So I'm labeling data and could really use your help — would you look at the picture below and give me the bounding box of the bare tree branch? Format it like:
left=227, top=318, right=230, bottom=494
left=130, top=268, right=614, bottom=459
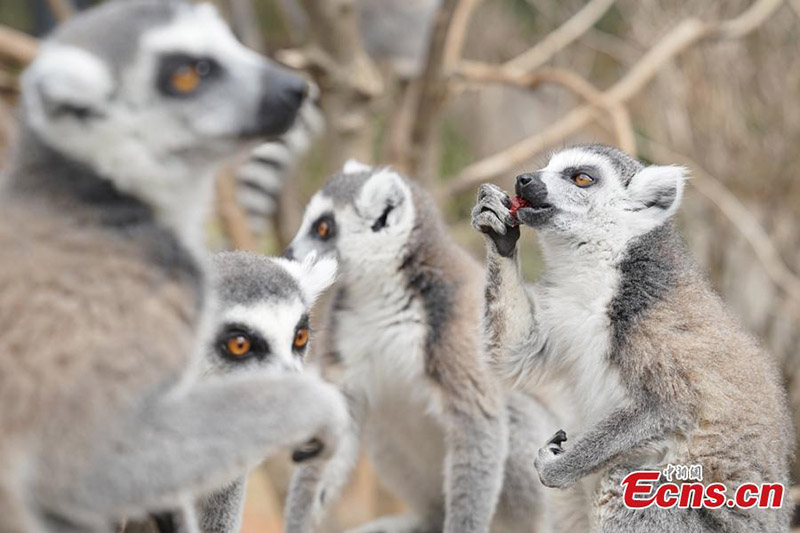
left=296, top=0, right=382, bottom=169
left=641, top=139, right=800, bottom=319
left=455, top=61, right=635, bottom=153
left=405, top=0, right=479, bottom=182
left=445, top=0, right=783, bottom=196
left=227, top=0, right=265, bottom=52
left=504, top=0, right=617, bottom=74
left=0, top=25, right=39, bottom=66
left=442, top=0, right=482, bottom=72
left=216, top=165, right=257, bottom=252
left=46, top=0, right=76, bottom=22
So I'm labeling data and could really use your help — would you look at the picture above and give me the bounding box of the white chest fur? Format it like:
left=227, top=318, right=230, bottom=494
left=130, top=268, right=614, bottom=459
left=333, top=274, right=448, bottom=502
left=335, top=274, right=430, bottom=404
left=533, top=257, right=629, bottom=429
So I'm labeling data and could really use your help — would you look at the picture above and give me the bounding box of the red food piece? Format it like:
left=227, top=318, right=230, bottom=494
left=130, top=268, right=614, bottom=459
left=509, top=196, right=529, bottom=220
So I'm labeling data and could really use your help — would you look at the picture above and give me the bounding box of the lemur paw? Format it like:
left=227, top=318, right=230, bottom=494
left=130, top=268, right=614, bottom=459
left=292, top=438, right=324, bottom=462
left=534, top=429, right=571, bottom=489
left=471, top=184, right=520, bottom=258
left=293, top=380, right=348, bottom=463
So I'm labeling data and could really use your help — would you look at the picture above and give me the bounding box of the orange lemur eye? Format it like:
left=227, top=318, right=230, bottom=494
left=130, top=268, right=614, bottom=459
left=169, top=59, right=213, bottom=95
left=225, top=334, right=252, bottom=357
left=316, top=220, right=329, bottom=238
left=293, top=328, right=309, bottom=349
left=571, top=173, right=595, bottom=188
left=170, top=65, right=201, bottom=94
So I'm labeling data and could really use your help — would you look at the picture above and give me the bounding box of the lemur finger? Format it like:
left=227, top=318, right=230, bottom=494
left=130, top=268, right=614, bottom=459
left=480, top=193, right=515, bottom=222
left=472, top=212, right=508, bottom=236
left=473, top=198, right=515, bottom=229
left=478, top=184, right=513, bottom=210
left=292, top=438, right=324, bottom=463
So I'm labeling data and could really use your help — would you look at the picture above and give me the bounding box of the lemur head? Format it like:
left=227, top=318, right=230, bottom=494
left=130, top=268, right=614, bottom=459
left=514, top=144, right=686, bottom=247
left=203, top=251, right=337, bottom=375
left=284, top=161, right=416, bottom=271
left=19, top=0, right=306, bottom=232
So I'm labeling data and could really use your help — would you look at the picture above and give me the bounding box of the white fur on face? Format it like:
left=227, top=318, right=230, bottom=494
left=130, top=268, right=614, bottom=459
left=536, top=148, right=685, bottom=254
left=286, top=194, right=337, bottom=262
left=214, top=300, right=307, bottom=375
left=21, top=4, right=268, bottom=249
left=288, top=168, right=416, bottom=276
left=339, top=169, right=415, bottom=271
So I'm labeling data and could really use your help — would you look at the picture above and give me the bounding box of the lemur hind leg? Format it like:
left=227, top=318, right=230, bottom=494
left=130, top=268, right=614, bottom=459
left=594, top=468, right=707, bottom=533
left=345, top=513, right=442, bottom=533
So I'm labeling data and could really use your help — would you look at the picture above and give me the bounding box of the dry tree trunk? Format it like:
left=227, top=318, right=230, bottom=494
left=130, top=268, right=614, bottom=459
left=293, top=0, right=383, bottom=169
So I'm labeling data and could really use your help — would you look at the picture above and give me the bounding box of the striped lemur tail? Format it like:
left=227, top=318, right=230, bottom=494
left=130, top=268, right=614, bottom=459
left=235, top=88, right=324, bottom=236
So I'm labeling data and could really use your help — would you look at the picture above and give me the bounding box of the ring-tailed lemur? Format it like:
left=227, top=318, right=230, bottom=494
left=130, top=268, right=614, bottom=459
left=233, top=0, right=440, bottom=238
left=0, top=2, right=347, bottom=530
left=282, top=162, right=562, bottom=533
left=192, top=251, right=339, bottom=532
left=472, top=144, right=793, bottom=532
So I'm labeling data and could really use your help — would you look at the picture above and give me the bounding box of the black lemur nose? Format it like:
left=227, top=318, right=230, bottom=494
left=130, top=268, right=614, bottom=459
left=283, top=76, right=308, bottom=107
left=282, top=247, right=295, bottom=260
left=516, top=173, right=534, bottom=187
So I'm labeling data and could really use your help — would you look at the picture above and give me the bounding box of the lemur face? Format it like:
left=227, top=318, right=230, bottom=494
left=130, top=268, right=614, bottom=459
left=204, top=252, right=337, bottom=376
left=285, top=161, right=416, bottom=269
left=514, top=145, right=686, bottom=243
left=21, top=0, right=306, bottom=177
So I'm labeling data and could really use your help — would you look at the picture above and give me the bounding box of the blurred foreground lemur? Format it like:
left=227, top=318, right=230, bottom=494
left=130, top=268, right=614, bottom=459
left=192, top=252, right=338, bottom=532
left=472, top=144, right=792, bottom=531
left=283, top=162, right=567, bottom=533
left=0, top=1, right=347, bottom=530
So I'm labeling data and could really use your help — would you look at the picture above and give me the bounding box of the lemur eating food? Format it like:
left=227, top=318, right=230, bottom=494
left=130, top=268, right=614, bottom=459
left=282, top=161, right=567, bottom=533
left=0, top=1, right=347, bottom=530
left=472, top=144, right=792, bottom=532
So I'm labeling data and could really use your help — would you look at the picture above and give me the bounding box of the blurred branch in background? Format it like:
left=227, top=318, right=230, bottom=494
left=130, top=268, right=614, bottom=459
left=284, top=0, right=382, bottom=168
left=403, top=0, right=480, bottom=183
left=455, top=62, right=635, bottom=155
left=216, top=164, right=259, bottom=252
left=505, top=0, right=616, bottom=73
left=642, top=138, right=800, bottom=323
left=227, top=0, right=266, bottom=51
left=45, top=0, right=75, bottom=22
left=0, top=25, right=39, bottom=65
left=445, top=0, right=784, bottom=196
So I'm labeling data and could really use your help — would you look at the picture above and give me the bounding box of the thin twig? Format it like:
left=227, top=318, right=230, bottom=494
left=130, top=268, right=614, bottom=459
left=216, top=165, right=257, bottom=251
left=442, top=0, right=481, bottom=72
left=455, top=61, right=635, bottom=153
left=297, top=0, right=382, bottom=167
left=641, top=139, right=800, bottom=315
left=46, top=0, right=75, bottom=22
left=226, top=0, right=265, bottom=52
left=406, top=0, right=472, bottom=181
left=0, top=25, right=39, bottom=66
left=504, top=0, right=617, bottom=74
left=445, top=0, right=783, bottom=196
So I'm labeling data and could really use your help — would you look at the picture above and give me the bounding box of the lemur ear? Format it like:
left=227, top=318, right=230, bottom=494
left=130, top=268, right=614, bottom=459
left=627, top=165, right=686, bottom=222
left=356, top=169, right=410, bottom=232
left=276, top=253, right=338, bottom=304
left=22, top=44, right=112, bottom=124
left=343, top=159, right=372, bottom=174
